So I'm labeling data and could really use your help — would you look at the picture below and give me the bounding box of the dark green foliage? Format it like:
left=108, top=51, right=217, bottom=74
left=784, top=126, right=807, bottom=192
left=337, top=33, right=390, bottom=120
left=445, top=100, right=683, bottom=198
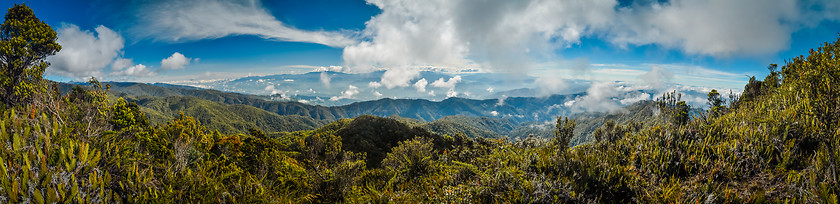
left=0, top=4, right=60, bottom=106
left=593, top=119, right=640, bottom=143
left=554, top=116, right=575, bottom=147
left=335, top=115, right=440, bottom=168
left=421, top=115, right=516, bottom=138
left=657, top=91, right=690, bottom=125
left=109, top=98, right=147, bottom=130
left=706, top=89, right=726, bottom=118
left=733, top=64, right=781, bottom=110
left=136, top=96, right=329, bottom=134
left=567, top=100, right=660, bottom=145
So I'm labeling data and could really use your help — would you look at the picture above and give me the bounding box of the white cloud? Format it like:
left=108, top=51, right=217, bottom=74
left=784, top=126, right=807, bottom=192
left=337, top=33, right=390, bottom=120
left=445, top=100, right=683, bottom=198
left=264, top=85, right=284, bottom=95
left=638, top=65, right=674, bottom=90
left=608, top=0, right=833, bottom=57
left=564, top=100, right=575, bottom=107
left=320, top=72, right=331, bottom=88
left=413, top=78, right=428, bottom=92
left=343, top=0, right=615, bottom=75
left=311, top=65, right=347, bottom=72
left=496, top=95, right=507, bottom=106
left=373, top=91, right=384, bottom=97
left=430, top=75, right=462, bottom=89
left=572, top=81, right=621, bottom=112
left=490, top=111, right=499, bottom=116
left=380, top=68, right=420, bottom=89
left=338, top=0, right=839, bottom=81
left=133, top=0, right=355, bottom=47
left=110, top=64, right=155, bottom=77
left=160, top=52, right=192, bottom=70
left=110, top=57, right=155, bottom=77
left=620, top=92, right=651, bottom=105
left=111, top=58, right=133, bottom=71
left=486, top=87, right=494, bottom=93
left=330, top=85, right=360, bottom=101
left=48, top=24, right=124, bottom=78
left=368, top=81, right=382, bottom=88
left=446, top=89, right=458, bottom=98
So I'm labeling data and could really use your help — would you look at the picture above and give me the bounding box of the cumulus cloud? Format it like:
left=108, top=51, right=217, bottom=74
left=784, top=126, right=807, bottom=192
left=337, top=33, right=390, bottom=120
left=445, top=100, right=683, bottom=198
left=338, top=0, right=839, bottom=80
left=373, top=91, right=384, bottom=97
left=320, top=72, right=331, bottom=88
left=264, top=85, right=286, bottom=95
left=110, top=64, right=154, bottom=77
left=430, top=75, right=462, bottom=89
left=446, top=89, right=458, bottom=98
left=111, top=58, right=133, bottom=71
left=48, top=24, right=124, bottom=78
left=133, top=0, right=355, bottom=47
left=638, top=65, right=674, bottom=89
left=330, top=85, right=360, bottom=101
left=380, top=68, right=420, bottom=89
left=490, top=111, right=499, bottom=116
left=573, top=81, right=621, bottom=112
left=368, top=81, right=382, bottom=88
left=160, top=52, right=192, bottom=70
left=110, top=57, right=155, bottom=77
left=413, top=78, right=428, bottom=92
left=343, top=0, right=615, bottom=74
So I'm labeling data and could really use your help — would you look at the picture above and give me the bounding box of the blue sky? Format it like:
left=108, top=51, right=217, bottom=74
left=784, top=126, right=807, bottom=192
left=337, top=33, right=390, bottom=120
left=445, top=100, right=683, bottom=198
left=4, top=0, right=840, bottom=91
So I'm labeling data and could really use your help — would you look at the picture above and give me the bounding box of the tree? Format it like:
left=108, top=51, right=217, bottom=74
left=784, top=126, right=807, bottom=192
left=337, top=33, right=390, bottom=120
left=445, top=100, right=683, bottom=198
left=110, top=97, right=149, bottom=130
left=554, top=116, right=575, bottom=148
left=657, top=91, right=690, bottom=125
left=707, top=89, right=725, bottom=118
left=0, top=4, right=61, bottom=106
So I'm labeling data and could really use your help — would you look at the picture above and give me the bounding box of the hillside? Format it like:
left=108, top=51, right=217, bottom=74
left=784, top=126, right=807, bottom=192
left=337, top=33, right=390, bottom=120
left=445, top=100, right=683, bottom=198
left=84, top=81, right=595, bottom=123
left=82, top=80, right=658, bottom=141
left=135, top=95, right=328, bottom=134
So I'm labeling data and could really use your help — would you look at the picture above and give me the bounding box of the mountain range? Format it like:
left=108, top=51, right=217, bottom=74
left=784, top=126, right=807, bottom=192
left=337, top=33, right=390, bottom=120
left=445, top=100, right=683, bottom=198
left=59, top=81, right=665, bottom=145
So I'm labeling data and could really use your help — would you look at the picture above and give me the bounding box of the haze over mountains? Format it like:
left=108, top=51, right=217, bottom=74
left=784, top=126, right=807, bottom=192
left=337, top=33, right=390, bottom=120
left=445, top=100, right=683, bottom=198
left=161, top=69, right=723, bottom=108
left=80, top=80, right=659, bottom=123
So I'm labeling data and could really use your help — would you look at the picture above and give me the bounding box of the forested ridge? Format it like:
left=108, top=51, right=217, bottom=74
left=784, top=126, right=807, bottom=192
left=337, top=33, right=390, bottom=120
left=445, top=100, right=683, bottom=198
left=2, top=4, right=840, bottom=203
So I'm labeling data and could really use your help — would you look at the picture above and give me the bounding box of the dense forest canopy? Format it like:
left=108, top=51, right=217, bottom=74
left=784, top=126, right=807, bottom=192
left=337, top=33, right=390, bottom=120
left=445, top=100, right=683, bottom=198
left=1, top=4, right=840, bottom=203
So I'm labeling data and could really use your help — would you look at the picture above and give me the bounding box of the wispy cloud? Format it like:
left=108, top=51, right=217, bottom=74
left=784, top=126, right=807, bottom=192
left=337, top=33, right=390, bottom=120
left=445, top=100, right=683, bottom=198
left=132, top=0, right=356, bottom=47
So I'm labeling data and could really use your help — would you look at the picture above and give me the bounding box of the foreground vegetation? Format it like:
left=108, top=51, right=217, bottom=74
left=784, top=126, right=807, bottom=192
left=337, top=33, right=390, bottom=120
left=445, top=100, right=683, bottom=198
left=2, top=4, right=840, bottom=203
